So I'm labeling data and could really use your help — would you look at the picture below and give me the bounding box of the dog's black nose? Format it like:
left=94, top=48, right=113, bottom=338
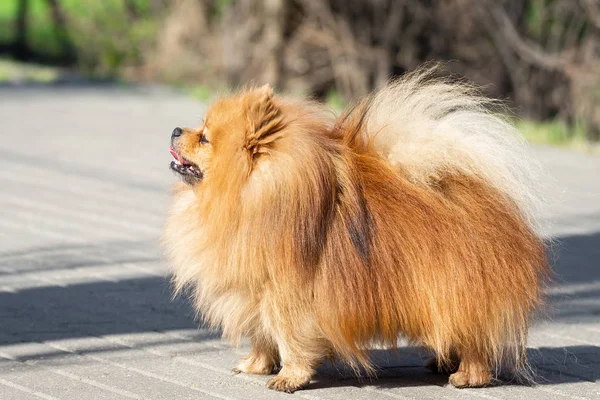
left=172, top=127, right=183, bottom=138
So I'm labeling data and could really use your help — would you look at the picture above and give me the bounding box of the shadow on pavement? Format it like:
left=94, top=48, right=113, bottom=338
left=0, top=276, right=197, bottom=344
left=550, top=232, right=600, bottom=285
left=552, top=232, right=600, bottom=285
left=548, top=232, right=600, bottom=323
left=309, top=345, right=600, bottom=389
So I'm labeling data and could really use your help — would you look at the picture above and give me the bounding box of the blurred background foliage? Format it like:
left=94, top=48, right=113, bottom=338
left=1, top=0, right=599, bottom=144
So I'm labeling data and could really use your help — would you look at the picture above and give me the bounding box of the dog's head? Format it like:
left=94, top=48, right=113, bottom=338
left=169, top=85, right=335, bottom=194
left=169, top=85, right=287, bottom=185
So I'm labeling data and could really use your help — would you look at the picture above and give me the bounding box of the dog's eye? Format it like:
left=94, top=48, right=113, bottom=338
left=200, top=125, right=210, bottom=144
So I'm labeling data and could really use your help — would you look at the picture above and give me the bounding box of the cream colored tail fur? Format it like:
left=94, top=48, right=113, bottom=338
left=365, top=67, right=546, bottom=234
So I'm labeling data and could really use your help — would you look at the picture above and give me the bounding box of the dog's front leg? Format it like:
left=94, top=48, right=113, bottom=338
left=233, top=333, right=280, bottom=375
left=262, top=294, right=325, bottom=393
left=265, top=344, right=316, bottom=393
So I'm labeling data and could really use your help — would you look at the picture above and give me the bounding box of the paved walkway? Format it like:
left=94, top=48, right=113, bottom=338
left=0, top=84, right=599, bottom=399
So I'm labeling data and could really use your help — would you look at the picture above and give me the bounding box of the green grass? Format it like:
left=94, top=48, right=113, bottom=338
left=325, top=89, right=346, bottom=113
left=0, top=57, right=60, bottom=83
left=516, top=120, right=600, bottom=153
left=188, top=85, right=213, bottom=102
left=516, top=120, right=585, bottom=146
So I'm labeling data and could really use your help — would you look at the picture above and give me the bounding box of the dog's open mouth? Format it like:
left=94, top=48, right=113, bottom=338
left=169, top=146, right=203, bottom=181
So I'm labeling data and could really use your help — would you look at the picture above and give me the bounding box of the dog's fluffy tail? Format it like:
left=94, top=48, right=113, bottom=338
left=363, top=66, right=546, bottom=235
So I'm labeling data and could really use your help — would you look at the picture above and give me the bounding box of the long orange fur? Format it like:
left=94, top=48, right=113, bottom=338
left=164, top=70, right=550, bottom=392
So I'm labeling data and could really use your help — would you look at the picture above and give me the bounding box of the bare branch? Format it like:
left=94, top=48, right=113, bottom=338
left=581, top=0, right=600, bottom=29
left=476, top=1, right=569, bottom=71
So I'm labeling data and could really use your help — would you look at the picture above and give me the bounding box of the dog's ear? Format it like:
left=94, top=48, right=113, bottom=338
left=245, top=84, right=285, bottom=160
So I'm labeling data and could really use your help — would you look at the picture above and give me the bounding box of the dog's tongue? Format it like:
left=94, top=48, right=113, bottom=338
left=169, top=146, right=188, bottom=165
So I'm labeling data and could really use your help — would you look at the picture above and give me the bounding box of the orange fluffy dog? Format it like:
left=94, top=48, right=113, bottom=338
left=164, top=68, right=550, bottom=393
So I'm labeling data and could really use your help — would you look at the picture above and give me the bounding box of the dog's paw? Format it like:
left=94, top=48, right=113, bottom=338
left=266, top=375, right=309, bottom=393
left=234, top=353, right=278, bottom=375
left=449, top=370, right=492, bottom=388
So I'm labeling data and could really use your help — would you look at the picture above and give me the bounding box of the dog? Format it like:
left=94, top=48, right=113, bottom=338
left=164, top=67, right=550, bottom=392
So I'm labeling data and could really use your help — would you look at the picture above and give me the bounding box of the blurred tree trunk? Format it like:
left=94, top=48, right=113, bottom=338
left=46, top=0, right=76, bottom=63
left=13, top=0, right=30, bottom=60
left=150, top=0, right=168, bottom=15
left=124, top=0, right=140, bottom=20
left=47, top=0, right=67, bottom=27
left=262, top=0, right=285, bottom=87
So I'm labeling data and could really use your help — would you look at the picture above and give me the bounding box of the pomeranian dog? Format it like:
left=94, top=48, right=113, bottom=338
left=164, top=67, right=550, bottom=393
